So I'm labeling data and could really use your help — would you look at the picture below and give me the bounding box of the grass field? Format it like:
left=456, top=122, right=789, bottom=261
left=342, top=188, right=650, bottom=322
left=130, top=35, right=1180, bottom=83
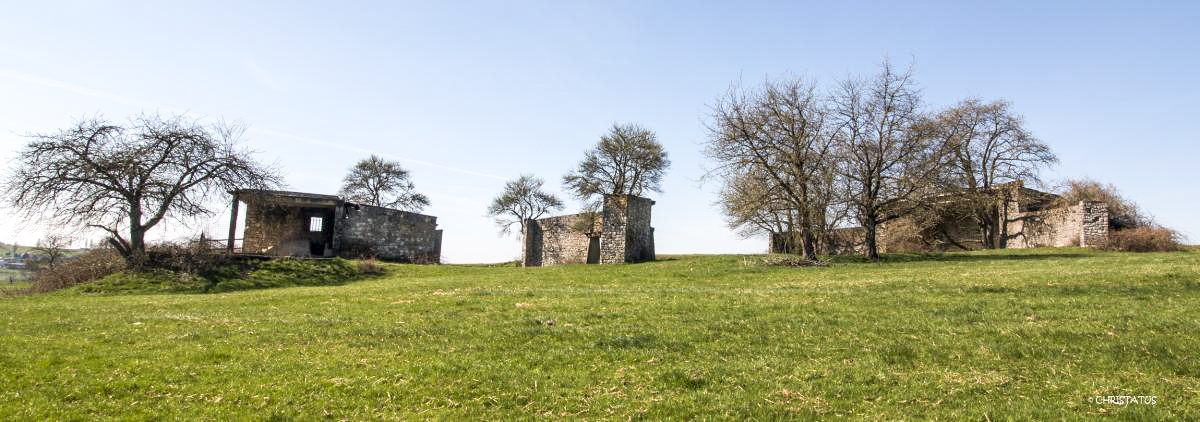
left=1, top=248, right=1197, bottom=419
left=0, top=269, right=32, bottom=294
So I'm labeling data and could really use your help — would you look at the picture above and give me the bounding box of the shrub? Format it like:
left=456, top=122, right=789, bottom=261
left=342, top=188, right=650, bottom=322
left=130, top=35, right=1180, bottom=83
left=144, top=240, right=228, bottom=276
left=29, top=235, right=390, bottom=295
left=1058, top=178, right=1149, bottom=230
left=30, top=248, right=126, bottom=293
left=356, top=258, right=387, bottom=276
left=759, top=254, right=828, bottom=267
left=570, top=211, right=601, bottom=235
left=1106, top=226, right=1186, bottom=252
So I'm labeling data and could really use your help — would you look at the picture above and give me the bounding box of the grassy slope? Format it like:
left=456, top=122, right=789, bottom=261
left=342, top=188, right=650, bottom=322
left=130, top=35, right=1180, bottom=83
left=0, top=248, right=1197, bottom=420
left=76, top=258, right=370, bottom=294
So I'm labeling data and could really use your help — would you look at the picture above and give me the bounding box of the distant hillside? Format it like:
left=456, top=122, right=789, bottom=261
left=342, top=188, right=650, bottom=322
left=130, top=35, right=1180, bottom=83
left=0, top=242, right=88, bottom=258
left=0, top=243, right=34, bottom=257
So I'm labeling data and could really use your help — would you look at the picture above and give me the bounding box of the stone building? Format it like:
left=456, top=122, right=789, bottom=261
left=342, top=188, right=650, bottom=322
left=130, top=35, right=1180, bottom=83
left=227, top=190, right=442, bottom=263
left=523, top=194, right=656, bottom=266
left=769, top=182, right=1108, bottom=254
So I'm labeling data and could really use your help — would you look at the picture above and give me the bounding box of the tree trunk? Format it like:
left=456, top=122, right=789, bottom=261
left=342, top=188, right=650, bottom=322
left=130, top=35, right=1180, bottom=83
left=797, top=184, right=817, bottom=260
left=985, top=211, right=1003, bottom=249
left=975, top=205, right=998, bottom=249
left=127, top=204, right=147, bottom=267
left=863, top=217, right=880, bottom=260
left=800, top=228, right=817, bottom=260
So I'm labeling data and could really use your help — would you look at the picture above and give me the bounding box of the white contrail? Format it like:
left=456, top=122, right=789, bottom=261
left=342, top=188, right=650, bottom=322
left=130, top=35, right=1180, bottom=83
left=0, top=68, right=177, bottom=111
left=0, top=68, right=506, bottom=181
left=252, top=128, right=507, bottom=181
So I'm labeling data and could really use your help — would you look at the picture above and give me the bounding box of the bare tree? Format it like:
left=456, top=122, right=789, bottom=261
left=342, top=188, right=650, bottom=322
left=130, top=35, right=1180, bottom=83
left=717, top=165, right=796, bottom=239
left=3, top=114, right=283, bottom=264
left=487, top=175, right=564, bottom=237
left=31, top=235, right=72, bottom=270
left=704, top=78, right=836, bottom=259
left=339, top=155, right=430, bottom=211
left=563, top=123, right=670, bottom=205
left=831, top=61, right=948, bottom=260
left=932, top=98, right=1058, bottom=247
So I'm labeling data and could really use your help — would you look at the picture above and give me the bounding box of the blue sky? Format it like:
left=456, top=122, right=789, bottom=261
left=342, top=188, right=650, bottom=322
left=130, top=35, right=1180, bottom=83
left=1, top=1, right=1197, bottom=262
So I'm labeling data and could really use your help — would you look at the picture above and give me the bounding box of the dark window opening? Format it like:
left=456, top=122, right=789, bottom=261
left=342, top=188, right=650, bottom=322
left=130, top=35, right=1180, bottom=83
left=309, top=216, right=324, bottom=232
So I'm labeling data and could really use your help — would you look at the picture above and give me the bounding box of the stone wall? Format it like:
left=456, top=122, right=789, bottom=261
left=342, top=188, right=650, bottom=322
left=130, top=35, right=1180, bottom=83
left=1006, top=201, right=1107, bottom=249
left=242, top=203, right=334, bottom=257
left=524, top=213, right=600, bottom=267
left=769, top=228, right=867, bottom=255
left=768, top=231, right=797, bottom=254
left=769, top=200, right=1109, bottom=254
left=1006, top=203, right=1080, bottom=248
left=336, top=204, right=442, bottom=263
left=242, top=203, right=300, bottom=255
left=524, top=194, right=655, bottom=266
left=235, top=190, right=442, bottom=263
left=875, top=215, right=983, bottom=252
left=601, top=195, right=655, bottom=264
left=1080, top=201, right=1109, bottom=248
left=936, top=218, right=987, bottom=251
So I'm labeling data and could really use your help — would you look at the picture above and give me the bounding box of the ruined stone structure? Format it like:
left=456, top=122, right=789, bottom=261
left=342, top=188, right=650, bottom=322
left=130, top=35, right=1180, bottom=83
left=523, top=194, right=656, bottom=266
left=228, top=190, right=442, bottom=263
left=1004, top=198, right=1109, bottom=249
left=769, top=182, right=1109, bottom=254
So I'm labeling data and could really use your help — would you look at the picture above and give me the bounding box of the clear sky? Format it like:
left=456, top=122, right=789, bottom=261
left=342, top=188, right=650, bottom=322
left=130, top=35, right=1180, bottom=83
left=2, top=1, right=1197, bottom=262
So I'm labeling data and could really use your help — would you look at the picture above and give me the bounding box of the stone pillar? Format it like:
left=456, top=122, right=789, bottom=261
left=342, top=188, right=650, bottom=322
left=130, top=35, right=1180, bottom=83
left=432, top=229, right=444, bottom=264
left=1079, top=201, right=1109, bottom=248
left=331, top=203, right=345, bottom=254
left=600, top=196, right=629, bottom=264
left=648, top=227, right=655, bottom=261
left=600, top=194, right=655, bottom=263
left=522, top=219, right=543, bottom=267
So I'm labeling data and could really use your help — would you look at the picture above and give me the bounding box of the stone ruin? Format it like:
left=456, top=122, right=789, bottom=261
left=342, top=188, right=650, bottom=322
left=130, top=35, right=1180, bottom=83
left=227, top=189, right=442, bottom=263
left=522, top=194, right=656, bottom=266
left=769, top=181, right=1109, bottom=254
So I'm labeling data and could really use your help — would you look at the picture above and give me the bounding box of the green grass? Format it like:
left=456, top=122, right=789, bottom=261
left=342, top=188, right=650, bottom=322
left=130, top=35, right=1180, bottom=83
left=0, top=280, right=32, bottom=294
left=1, top=248, right=1197, bottom=419
left=0, top=269, right=32, bottom=294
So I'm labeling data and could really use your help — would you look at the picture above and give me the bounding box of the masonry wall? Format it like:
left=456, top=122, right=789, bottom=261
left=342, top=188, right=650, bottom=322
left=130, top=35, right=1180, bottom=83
left=916, top=216, right=988, bottom=251
left=522, top=220, right=543, bottom=267
left=769, top=228, right=867, bottom=255
left=1080, top=201, right=1108, bottom=248
left=1006, top=201, right=1107, bottom=249
left=1006, top=203, right=1080, bottom=248
left=768, top=231, right=798, bottom=254
left=773, top=200, right=1109, bottom=254
left=524, top=214, right=598, bottom=267
left=242, top=203, right=327, bottom=256
left=523, top=194, right=656, bottom=267
left=600, top=195, right=655, bottom=264
left=336, top=204, right=442, bottom=263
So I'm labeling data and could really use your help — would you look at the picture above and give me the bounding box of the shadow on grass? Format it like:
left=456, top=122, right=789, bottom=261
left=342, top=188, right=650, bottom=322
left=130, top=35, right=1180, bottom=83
left=624, top=257, right=679, bottom=265
left=826, top=251, right=1092, bottom=264
left=965, top=273, right=1199, bottom=296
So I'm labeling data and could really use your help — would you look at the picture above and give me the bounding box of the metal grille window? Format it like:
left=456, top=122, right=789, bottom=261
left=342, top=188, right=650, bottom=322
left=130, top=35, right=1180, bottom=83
left=309, top=216, right=324, bottom=232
